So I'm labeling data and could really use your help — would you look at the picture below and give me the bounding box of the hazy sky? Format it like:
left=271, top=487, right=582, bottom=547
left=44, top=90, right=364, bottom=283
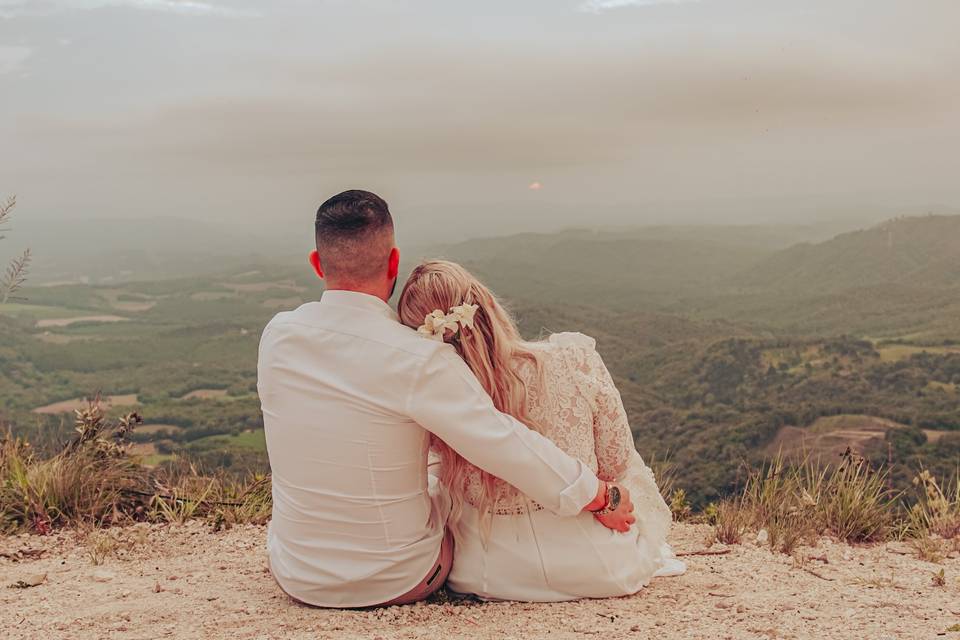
left=2, top=0, right=959, bottom=242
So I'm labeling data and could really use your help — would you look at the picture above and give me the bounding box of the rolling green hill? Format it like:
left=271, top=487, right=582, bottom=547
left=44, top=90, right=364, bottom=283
left=431, top=225, right=837, bottom=309
left=737, top=215, right=960, bottom=293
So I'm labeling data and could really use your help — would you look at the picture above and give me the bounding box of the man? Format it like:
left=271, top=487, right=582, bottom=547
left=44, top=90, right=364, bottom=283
left=258, top=190, right=635, bottom=608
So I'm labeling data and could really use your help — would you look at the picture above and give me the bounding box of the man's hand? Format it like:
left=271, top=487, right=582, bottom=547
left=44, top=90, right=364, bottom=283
left=592, top=483, right=636, bottom=533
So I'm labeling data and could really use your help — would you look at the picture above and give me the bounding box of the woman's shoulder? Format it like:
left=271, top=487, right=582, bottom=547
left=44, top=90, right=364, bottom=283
left=525, top=332, right=598, bottom=374
left=546, top=331, right=596, bottom=351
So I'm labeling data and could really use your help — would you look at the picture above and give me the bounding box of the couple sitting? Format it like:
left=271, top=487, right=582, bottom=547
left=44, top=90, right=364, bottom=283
left=257, top=190, right=685, bottom=608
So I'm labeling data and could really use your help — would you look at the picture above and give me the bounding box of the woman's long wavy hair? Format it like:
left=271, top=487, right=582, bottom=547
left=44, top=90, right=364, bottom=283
left=398, top=260, right=546, bottom=538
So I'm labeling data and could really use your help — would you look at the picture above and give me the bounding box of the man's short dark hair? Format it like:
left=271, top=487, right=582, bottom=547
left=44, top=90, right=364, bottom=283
left=315, top=190, right=395, bottom=282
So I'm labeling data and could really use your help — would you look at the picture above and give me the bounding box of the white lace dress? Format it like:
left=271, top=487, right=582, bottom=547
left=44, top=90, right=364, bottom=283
left=441, top=332, right=685, bottom=601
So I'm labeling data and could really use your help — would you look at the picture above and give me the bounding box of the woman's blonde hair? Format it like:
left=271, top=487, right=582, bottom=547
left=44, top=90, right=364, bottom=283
left=398, top=260, right=545, bottom=537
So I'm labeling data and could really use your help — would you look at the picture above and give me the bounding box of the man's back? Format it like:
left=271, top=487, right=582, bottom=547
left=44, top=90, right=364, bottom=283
left=258, top=291, right=444, bottom=607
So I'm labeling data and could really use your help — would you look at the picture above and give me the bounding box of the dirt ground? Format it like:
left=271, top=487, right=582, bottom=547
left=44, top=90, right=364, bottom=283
left=2, top=522, right=959, bottom=640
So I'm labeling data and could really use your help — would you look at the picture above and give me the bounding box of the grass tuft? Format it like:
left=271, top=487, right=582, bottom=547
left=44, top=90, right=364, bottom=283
left=719, top=450, right=896, bottom=553
left=908, top=469, right=960, bottom=540
left=712, top=498, right=749, bottom=545
left=814, top=450, right=895, bottom=543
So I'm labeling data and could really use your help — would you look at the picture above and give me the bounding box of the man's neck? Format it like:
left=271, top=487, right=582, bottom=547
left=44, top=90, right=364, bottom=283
left=324, top=282, right=390, bottom=304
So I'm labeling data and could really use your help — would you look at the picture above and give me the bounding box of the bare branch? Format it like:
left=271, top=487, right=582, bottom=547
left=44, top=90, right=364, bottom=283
left=1, top=248, right=31, bottom=304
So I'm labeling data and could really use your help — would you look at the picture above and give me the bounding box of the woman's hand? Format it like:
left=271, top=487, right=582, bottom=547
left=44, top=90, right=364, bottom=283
left=591, top=483, right=636, bottom=533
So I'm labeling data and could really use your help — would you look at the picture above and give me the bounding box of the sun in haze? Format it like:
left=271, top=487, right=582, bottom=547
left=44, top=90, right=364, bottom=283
left=528, top=181, right=543, bottom=191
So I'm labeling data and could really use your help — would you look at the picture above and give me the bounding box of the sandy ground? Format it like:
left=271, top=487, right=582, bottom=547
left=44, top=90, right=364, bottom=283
left=2, top=522, right=959, bottom=640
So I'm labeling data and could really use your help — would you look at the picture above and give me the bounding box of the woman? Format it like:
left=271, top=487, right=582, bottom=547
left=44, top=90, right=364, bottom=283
left=397, top=260, right=685, bottom=602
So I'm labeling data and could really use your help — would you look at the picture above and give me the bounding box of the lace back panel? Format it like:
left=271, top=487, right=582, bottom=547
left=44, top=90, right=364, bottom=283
left=456, top=332, right=633, bottom=515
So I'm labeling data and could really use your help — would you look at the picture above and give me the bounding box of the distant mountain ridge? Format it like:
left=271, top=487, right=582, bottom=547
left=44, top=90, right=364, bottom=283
left=737, top=215, right=960, bottom=292
left=429, top=224, right=845, bottom=309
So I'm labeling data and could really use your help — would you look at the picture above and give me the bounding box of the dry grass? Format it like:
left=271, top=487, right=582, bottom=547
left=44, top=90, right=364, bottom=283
left=0, top=400, right=954, bottom=563
left=813, top=451, right=895, bottom=542
left=712, top=499, right=748, bottom=545
left=1, top=398, right=271, bottom=535
left=0, top=403, right=145, bottom=533
left=908, top=469, right=960, bottom=540
left=148, top=458, right=271, bottom=529
left=668, top=488, right=693, bottom=522
left=911, top=536, right=946, bottom=563
left=715, top=451, right=897, bottom=553
left=80, top=527, right=118, bottom=566
left=648, top=452, right=678, bottom=501
left=931, top=568, right=947, bottom=587
left=736, top=456, right=817, bottom=553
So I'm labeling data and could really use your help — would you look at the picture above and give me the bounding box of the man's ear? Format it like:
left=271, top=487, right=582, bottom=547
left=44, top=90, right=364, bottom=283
left=308, top=250, right=324, bottom=279
left=387, top=247, right=400, bottom=280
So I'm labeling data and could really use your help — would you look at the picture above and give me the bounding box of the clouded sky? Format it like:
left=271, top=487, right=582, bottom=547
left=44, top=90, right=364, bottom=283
left=2, top=0, right=959, bottom=242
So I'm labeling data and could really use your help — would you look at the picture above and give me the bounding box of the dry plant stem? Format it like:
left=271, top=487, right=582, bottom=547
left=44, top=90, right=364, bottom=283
left=1, top=248, right=31, bottom=304
left=0, top=194, right=15, bottom=227
left=799, top=566, right=834, bottom=581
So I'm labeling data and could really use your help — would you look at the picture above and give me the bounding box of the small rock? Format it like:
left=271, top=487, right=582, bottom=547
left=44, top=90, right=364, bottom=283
left=153, top=582, right=163, bottom=593
left=9, top=573, right=46, bottom=589
left=91, top=569, right=114, bottom=583
left=756, top=529, right=769, bottom=545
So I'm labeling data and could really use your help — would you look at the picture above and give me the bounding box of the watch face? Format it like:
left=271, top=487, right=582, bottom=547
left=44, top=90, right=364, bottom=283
left=608, top=485, right=622, bottom=510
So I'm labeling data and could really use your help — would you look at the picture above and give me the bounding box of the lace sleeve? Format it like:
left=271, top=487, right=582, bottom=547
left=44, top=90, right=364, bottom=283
left=586, top=348, right=635, bottom=482
left=548, top=333, right=635, bottom=482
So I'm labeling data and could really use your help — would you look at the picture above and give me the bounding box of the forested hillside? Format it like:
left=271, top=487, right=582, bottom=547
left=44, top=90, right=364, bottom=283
left=738, top=215, right=960, bottom=292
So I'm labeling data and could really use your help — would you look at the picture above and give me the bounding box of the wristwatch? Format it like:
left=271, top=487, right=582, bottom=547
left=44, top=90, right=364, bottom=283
left=590, top=483, right=622, bottom=517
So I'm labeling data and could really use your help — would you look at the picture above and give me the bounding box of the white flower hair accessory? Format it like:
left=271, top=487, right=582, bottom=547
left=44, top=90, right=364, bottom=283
left=417, top=303, right=479, bottom=341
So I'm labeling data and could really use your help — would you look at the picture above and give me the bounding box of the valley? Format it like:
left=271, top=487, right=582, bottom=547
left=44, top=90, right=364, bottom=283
left=1, top=214, right=958, bottom=505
